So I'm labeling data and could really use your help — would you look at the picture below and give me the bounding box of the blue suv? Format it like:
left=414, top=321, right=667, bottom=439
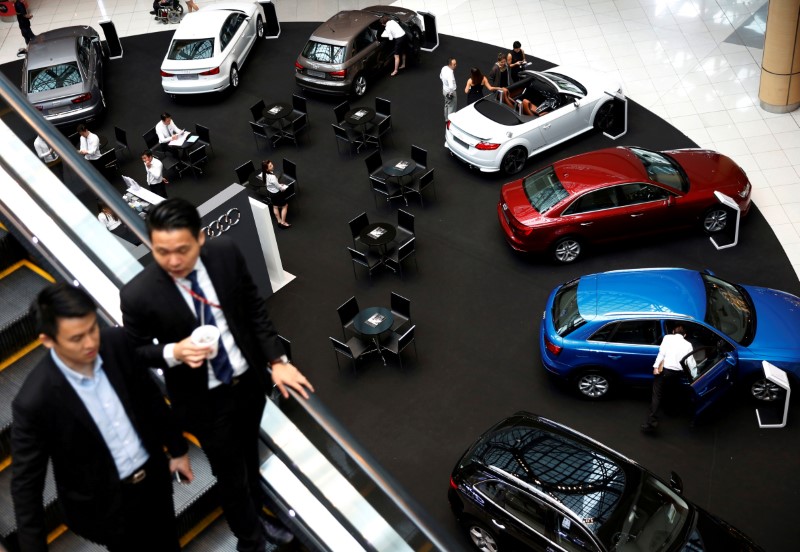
left=540, top=268, right=800, bottom=413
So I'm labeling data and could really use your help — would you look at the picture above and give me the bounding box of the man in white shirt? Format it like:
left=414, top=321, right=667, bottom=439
left=380, top=16, right=406, bottom=76
left=642, top=324, right=696, bottom=433
left=155, top=111, right=183, bottom=145
left=142, top=149, right=168, bottom=198
left=77, top=124, right=101, bottom=161
left=440, top=57, right=457, bottom=121
left=34, top=135, right=58, bottom=163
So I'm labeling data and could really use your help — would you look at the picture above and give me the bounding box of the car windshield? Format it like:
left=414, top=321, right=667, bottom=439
left=543, top=72, right=586, bottom=96
left=28, top=63, right=82, bottom=93
left=168, top=39, right=214, bottom=60
left=302, top=40, right=346, bottom=64
left=628, top=147, right=687, bottom=193
left=523, top=166, right=569, bottom=214
left=702, top=273, right=755, bottom=345
left=553, top=278, right=585, bottom=336
left=467, top=420, right=691, bottom=552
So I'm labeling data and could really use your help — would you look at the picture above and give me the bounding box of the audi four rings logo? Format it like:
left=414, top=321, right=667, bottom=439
left=202, top=208, right=241, bottom=238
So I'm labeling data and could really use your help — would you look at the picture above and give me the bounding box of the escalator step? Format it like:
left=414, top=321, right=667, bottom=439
left=0, top=263, right=53, bottom=362
left=46, top=528, right=106, bottom=552
left=0, top=346, right=46, bottom=460
left=0, top=462, right=59, bottom=542
left=0, top=230, right=27, bottom=275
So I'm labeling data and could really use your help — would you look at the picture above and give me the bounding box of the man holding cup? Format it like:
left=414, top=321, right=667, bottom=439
left=120, top=198, right=313, bottom=551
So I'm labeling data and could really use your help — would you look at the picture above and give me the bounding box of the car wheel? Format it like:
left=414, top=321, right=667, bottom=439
left=703, top=207, right=727, bottom=233
left=256, top=16, right=264, bottom=38
left=230, top=65, right=239, bottom=89
left=352, top=73, right=367, bottom=97
left=751, top=377, right=781, bottom=401
left=465, top=520, right=501, bottom=552
left=501, top=146, right=527, bottom=175
left=575, top=370, right=611, bottom=399
left=552, top=237, right=582, bottom=263
left=594, top=101, right=615, bottom=132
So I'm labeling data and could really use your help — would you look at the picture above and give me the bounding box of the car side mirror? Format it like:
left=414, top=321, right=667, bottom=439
left=665, top=195, right=675, bottom=207
left=724, top=352, right=736, bottom=366
left=573, top=99, right=580, bottom=108
left=669, top=471, right=684, bottom=494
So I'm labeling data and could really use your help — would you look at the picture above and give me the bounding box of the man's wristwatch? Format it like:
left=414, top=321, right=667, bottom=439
left=271, top=355, right=289, bottom=366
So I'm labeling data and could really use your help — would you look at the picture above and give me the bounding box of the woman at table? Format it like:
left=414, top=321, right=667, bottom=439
left=262, top=160, right=291, bottom=228
left=97, top=202, right=141, bottom=245
left=464, top=67, right=498, bottom=105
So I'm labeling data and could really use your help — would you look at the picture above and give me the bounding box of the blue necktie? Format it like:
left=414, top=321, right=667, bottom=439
left=187, top=270, right=234, bottom=384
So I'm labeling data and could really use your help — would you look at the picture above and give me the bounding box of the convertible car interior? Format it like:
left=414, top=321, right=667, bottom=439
left=473, top=74, right=572, bottom=125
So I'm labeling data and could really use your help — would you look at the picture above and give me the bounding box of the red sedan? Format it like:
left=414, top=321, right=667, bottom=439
left=497, top=146, right=752, bottom=262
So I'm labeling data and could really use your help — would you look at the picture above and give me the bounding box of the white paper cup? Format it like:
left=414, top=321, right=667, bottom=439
left=191, top=325, right=220, bottom=359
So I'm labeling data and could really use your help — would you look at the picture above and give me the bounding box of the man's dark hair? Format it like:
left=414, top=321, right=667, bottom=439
left=146, top=197, right=201, bottom=238
left=160, top=112, right=171, bottom=121
left=672, top=324, right=686, bottom=336
left=142, top=149, right=153, bottom=159
left=35, top=283, right=96, bottom=341
left=76, top=124, right=87, bottom=134
left=513, top=41, right=521, bottom=49
left=380, top=16, right=389, bottom=25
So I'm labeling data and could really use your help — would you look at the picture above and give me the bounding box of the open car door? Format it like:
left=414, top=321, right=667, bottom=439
left=681, top=345, right=737, bottom=419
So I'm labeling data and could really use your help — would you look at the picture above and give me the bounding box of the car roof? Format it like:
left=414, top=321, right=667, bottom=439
left=576, top=268, right=706, bottom=320
left=552, top=147, right=650, bottom=196
left=173, top=6, right=248, bottom=39
left=310, top=10, right=379, bottom=42
left=26, top=26, right=93, bottom=69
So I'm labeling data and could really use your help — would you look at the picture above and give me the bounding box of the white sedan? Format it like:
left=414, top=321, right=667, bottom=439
left=445, top=66, right=626, bottom=174
left=160, top=1, right=268, bottom=94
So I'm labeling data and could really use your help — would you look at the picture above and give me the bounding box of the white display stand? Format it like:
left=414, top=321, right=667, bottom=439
left=601, top=91, right=628, bottom=140
left=125, top=176, right=165, bottom=205
left=756, top=361, right=791, bottom=429
left=709, top=191, right=740, bottom=250
left=250, top=198, right=295, bottom=292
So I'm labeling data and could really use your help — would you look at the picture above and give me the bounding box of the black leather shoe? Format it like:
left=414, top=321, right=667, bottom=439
left=640, top=423, right=657, bottom=434
left=261, top=515, right=294, bottom=545
left=149, top=10, right=156, bottom=14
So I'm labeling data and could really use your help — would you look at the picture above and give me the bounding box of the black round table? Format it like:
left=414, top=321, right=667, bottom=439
left=383, top=158, right=416, bottom=179
left=359, top=222, right=396, bottom=248
left=353, top=306, right=395, bottom=365
left=345, top=107, right=375, bottom=127
left=263, top=102, right=292, bottom=124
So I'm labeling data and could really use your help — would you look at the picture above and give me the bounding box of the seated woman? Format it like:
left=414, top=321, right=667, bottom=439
left=262, top=160, right=291, bottom=228
left=97, top=202, right=141, bottom=245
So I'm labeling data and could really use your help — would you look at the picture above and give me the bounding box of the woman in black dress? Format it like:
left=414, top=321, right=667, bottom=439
left=262, top=160, right=291, bottom=227
left=464, top=67, right=498, bottom=104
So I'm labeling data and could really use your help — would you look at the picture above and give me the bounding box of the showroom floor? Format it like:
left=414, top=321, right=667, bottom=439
left=1, top=0, right=799, bottom=281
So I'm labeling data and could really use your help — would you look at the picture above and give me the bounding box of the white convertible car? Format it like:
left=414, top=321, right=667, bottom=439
left=445, top=66, right=626, bottom=174
left=160, top=1, right=269, bottom=94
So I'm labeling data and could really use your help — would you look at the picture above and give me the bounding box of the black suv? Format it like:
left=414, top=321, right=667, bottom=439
left=449, top=412, right=762, bottom=552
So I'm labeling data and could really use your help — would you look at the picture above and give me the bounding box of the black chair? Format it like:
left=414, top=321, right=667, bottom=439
left=194, top=123, right=213, bottom=156
left=290, top=94, right=308, bottom=124
left=390, top=292, right=411, bottom=333
left=330, top=336, right=371, bottom=375
left=407, top=168, right=436, bottom=207
left=337, top=296, right=360, bottom=339
left=280, top=158, right=298, bottom=192
left=411, top=145, right=428, bottom=178
left=370, top=176, right=401, bottom=208
left=283, top=113, right=308, bottom=147
left=365, top=150, right=387, bottom=181
left=374, top=97, right=391, bottom=124
left=334, top=101, right=351, bottom=125
left=386, top=237, right=417, bottom=279
left=142, top=127, right=160, bottom=153
left=235, top=160, right=255, bottom=185
left=349, top=212, right=369, bottom=249
left=114, top=126, right=130, bottom=159
left=396, top=209, right=415, bottom=246
left=332, top=124, right=359, bottom=156
left=250, top=121, right=271, bottom=150
left=275, top=181, right=297, bottom=206
left=250, top=99, right=266, bottom=124
left=185, top=145, right=207, bottom=178
left=96, top=149, right=118, bottom=174
left=347, top=247, right=382, bottom=282
left=365, top=116, right=392, bottom=150
left=383, top=325, right=417, bottom=369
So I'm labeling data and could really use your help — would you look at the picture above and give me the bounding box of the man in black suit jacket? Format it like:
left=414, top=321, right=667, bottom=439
left=119, top=198, right=313, bottom=552
left=12, top=283, right=192, bottom=552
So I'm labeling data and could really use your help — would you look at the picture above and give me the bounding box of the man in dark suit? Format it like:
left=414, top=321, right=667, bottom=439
left=12, top=283, right=193, bottom=552
left=119, top=198, right=313, bottom=552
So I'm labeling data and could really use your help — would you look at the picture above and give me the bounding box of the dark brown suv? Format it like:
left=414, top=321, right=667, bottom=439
left=294, top=5, right=437, bottom=97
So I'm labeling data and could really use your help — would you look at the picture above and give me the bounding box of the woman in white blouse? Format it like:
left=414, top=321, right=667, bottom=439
left=261, top=160, right=291, bottom=227
left=97, top=202, right=141, bottom=245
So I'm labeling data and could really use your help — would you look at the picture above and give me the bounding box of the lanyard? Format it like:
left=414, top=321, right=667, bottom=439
left=174, top=277, right=223, bottom=311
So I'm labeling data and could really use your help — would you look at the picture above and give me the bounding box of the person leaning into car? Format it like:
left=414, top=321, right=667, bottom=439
left=642, top=324, right=695, bottom=433
left=380, top=16, right=407, bottom=76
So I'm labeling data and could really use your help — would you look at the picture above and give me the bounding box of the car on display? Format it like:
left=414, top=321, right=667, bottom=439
left=160, top=1, right=269, bottom=94
left=445, top=66, right=625, bottom=175
left=294, top=5, right=437, bottom=97
left=497, top=146, right=752, bottom=263
left=540, top=268, right=800, bottom=407
left=449, top=412, right=764, bottom=552
left=20, top=26, right=106, bottom=127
